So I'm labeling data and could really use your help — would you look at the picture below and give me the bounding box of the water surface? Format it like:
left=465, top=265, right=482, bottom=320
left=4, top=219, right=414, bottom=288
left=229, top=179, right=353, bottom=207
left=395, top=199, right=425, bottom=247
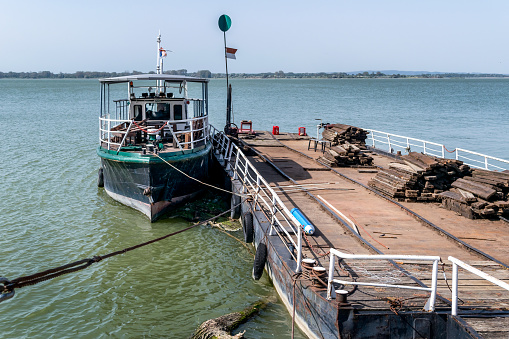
left=1, top=78, right=508, bottom=338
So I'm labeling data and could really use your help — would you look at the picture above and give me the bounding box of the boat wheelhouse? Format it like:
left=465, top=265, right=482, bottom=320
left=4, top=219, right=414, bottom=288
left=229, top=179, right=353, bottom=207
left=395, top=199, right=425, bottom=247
left=97, top=74, right=212, bottom=221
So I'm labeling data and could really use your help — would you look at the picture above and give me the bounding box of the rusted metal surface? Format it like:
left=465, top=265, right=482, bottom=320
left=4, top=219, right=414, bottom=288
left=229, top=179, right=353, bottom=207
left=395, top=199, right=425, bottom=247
left=234, top=131, right=509, bottom=338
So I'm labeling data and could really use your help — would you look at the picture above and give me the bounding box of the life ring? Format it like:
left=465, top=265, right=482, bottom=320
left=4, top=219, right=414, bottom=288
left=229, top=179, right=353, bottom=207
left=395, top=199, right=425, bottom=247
left=252, top=243, right=267, bottom=280
left=242, top=212, right=254, bottom=243
left=231, top=193, right=241, bottom=219
left=97, top=167, right=104, bottom=187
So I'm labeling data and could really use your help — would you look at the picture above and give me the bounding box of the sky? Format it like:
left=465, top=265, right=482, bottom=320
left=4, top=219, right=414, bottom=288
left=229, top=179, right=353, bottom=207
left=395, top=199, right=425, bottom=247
left=2, top=0, right=509, bottom=74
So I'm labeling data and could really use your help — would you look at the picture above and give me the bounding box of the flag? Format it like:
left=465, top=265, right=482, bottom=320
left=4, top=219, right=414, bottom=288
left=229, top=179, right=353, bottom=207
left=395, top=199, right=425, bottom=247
left=226, top=47, right=237, bottom=59
left=159, top=48, right=167, bottom=57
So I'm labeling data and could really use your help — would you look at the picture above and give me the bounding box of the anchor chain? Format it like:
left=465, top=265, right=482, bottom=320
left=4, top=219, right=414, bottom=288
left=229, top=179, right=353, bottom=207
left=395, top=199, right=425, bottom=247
left=0, top=203, right=240, bottom=303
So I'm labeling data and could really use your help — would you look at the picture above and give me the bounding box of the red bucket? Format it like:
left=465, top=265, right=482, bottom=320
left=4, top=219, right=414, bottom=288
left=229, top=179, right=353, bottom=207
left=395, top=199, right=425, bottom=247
left=272, top=126, right=279, bottom=135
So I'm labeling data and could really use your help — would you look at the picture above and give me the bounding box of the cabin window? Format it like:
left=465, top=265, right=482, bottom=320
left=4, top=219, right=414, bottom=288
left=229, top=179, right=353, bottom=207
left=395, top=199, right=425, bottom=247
left=174, top=104, right=183, bottom=120
left=145, top=102, right=171, bottom=120
left=133, top=105, right=143, bottom=121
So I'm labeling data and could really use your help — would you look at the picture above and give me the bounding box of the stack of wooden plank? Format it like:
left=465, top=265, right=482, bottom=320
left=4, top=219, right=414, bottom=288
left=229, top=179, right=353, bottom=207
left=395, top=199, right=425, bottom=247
left=368, top=152, right=471, bottom=202
left=317, top=142, right=374, bottom=167
left=439, top=169, right=509, bottom=219
left=322, top=124, right=369, bottom=148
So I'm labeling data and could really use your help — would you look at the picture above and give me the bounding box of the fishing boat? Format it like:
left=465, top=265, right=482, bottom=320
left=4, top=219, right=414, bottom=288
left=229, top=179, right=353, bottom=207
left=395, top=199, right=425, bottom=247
left=97, top=34, right=212, bottom=221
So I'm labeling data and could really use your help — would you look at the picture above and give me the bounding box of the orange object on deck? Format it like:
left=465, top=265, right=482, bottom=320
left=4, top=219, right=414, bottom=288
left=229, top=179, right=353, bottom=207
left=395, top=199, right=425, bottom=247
left=272, top=126, right=280, bottom=135
left=239, top=120, right=254, bottom=134
left=298, top=127, right=306, bottom=136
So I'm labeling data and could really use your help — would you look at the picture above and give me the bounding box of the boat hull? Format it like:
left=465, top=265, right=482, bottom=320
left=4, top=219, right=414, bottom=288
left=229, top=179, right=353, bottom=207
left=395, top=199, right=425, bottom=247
left=98, top=144, right=212, bottom=221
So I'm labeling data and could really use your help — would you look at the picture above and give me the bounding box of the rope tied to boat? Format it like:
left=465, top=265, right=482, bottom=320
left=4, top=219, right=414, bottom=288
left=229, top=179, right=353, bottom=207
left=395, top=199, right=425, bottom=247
left=0, top=202, right=241, bottom=303
left=154, top=153, right=250, bottom=198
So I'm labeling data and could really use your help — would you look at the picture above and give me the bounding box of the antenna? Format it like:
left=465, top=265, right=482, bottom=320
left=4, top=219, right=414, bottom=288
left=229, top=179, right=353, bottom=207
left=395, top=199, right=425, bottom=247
left=156, top=31, right=161, bottom=75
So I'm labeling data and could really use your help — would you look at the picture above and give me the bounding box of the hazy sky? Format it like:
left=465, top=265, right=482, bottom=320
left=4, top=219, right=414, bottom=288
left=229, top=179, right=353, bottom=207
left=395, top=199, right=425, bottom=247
left=2, top=0, right=509, bottom=74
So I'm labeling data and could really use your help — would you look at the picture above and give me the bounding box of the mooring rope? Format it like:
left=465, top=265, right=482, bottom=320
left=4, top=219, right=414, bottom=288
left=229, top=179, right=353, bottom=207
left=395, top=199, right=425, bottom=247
left=0, top=204, right=240, bottom=302
left=153, top=153, right=250, bottom=198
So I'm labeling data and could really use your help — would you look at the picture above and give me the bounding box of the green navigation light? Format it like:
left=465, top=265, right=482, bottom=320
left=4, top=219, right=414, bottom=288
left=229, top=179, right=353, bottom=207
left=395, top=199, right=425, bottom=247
left=218, top=14, right=232, bottom=32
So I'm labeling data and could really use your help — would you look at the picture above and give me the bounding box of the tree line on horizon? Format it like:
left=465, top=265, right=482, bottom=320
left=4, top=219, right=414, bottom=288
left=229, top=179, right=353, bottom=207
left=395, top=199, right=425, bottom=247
left=0, top=70, right=506, bottom=79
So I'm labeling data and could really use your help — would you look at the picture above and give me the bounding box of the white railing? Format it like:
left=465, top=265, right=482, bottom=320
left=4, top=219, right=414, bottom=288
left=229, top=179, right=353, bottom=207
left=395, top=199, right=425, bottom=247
left=99, top=117, right=132, bottom=151
left=365, top=128, right=445, bottom=158
left=448, top=256, right=509, bottom=316
left=99, top=115, right=209, bottom=152
left=210, top=126, right=303, bottom=272
left=364, top=128, right=509, bottom=171
left=326, top=248, right=440, bottom=311
left=455, top=148, right=509, bottom=171
left=169, top=116, right=209, bottom=151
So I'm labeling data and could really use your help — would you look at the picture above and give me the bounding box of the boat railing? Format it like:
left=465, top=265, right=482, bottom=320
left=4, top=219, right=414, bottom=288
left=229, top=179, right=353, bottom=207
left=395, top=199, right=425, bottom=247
left=364, top=128, right=509, bottom=171
left=326, top=248, right=440, bottom=311
left=448, top=256, right=509, bottom=316
left=365, top=128, right=445, bottom=158
left=210, top=126, right=303, bottom=273
left=455, top=148, right=509, bottom=171
left=99, top=116, right=133, bottom=151
left=99, top=115, right=209, bottom=152
left=168, top=116, right=209, bottom=151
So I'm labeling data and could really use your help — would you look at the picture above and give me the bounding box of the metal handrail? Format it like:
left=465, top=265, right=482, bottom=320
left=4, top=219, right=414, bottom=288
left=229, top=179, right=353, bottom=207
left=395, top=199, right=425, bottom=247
left=365, top=128, right=445, bottom=158
left=448, top=256, right=509, bottom=316
left=456, top=148, right=509, bottom=171
left=210, top=127, right=303, bottom=272
left=364, top=128, right=509, bottom=171
left=99, top=115, right=209, bottom=151
left=327, top=248, right=440, bottom=311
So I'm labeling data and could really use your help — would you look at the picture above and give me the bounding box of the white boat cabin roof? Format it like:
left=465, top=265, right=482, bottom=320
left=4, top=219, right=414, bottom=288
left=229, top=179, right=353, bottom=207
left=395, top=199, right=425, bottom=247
left=99, top=74, right=209, bottom=84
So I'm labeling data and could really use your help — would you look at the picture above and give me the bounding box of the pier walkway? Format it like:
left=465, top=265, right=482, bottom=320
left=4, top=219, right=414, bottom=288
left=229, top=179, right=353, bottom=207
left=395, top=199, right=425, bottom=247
left=236, top=131, right=509, bottom=338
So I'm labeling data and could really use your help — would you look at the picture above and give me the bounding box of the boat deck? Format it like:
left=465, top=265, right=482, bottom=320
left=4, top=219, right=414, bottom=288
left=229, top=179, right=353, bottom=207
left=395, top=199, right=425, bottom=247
left=237, top=131, right=509, bottom=338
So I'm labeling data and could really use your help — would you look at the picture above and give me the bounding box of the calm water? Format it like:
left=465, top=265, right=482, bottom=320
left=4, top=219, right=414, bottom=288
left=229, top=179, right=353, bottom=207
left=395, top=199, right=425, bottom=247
left=0, top=78, right=508, bottom=338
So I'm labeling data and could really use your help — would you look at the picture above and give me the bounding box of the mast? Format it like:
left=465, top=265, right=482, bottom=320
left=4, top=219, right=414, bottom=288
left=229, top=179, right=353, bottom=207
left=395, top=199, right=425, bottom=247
left=156, top=32, right=164, bottom=92
left=156, top=32, right=161, bottom=75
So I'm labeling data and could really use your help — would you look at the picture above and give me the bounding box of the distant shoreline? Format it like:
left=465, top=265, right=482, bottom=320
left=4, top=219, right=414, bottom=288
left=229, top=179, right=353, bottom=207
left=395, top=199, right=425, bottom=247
left=1, top=70, right=508, bottom=79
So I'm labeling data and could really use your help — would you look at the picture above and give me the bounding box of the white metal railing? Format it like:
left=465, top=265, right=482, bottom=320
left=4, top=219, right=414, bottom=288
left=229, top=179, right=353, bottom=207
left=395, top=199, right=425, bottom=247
left=448, top=256, right=509, bottom=316
left=99, top=117, right=132, bottom=151
left=455, top=148, right=509, bottom=171
left=364, top=128, right=508, bottom=171
left=210, top=126, right=303, bottom=272
left=326, top=249, right=440, bottom=311
left=365, top=128, right=445, bottom=158
left=99, top=115, right=209, bottom=152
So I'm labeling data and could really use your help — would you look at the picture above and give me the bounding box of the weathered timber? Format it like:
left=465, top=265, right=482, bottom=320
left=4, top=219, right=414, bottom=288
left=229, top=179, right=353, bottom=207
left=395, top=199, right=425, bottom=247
left=451, top=178, right=498, bottom=200
left=439, top=190, right=471, bottom=204
left=388, top=163, right=419, bottom=176
left=456, top=188, right=477, bottom=203
left=441, top=197, right=475, bottom=219
left=190, top=301, right=268, bottom=339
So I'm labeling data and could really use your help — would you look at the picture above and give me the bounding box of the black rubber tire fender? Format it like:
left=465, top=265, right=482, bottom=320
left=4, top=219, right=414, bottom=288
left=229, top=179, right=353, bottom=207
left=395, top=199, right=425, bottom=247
left=242, top=212, right=254, bottom=243
left=97, top=167, right=104, bottom=187
left=252, top=243, right=267, bottom=280
left=231, top=193, right=241, bottom=219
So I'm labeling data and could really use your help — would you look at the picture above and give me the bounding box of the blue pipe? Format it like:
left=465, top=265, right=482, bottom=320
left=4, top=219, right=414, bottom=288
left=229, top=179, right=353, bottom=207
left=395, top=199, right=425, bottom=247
left=290, top=207, right=315, bottom=235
